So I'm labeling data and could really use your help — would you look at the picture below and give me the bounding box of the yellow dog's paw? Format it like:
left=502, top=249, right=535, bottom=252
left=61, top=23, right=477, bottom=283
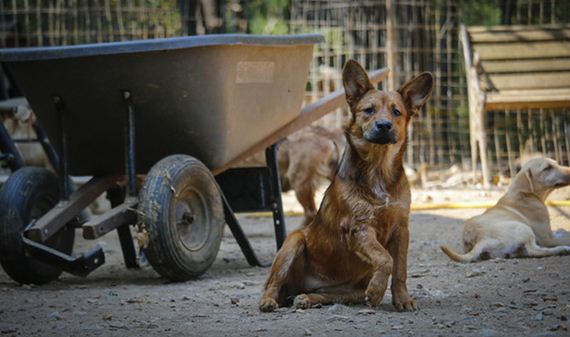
left=393, top=298, right=418, bottom=312
left=259, top=297, right=278, bottom=312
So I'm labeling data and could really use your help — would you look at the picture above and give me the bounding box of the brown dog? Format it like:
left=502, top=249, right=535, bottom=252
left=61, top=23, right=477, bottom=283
left=259, top=60, right=434, bottom=312
left=441, top=158, right=570, bottom=262
left=279, top=125, right=345, bottom=226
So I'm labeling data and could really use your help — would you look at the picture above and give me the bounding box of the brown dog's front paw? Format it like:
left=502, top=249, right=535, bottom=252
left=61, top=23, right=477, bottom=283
left=293, top=294, right=312, bottom=309
left=365, top=289, right=383, bottom=307
left=393, top=298, right=417, bottom=312
left=259, top=297, right=279, bottom=312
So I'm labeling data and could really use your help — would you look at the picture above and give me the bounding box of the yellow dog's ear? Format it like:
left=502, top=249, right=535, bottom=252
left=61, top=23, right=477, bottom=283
left=524, top=169, right=535, bottom=194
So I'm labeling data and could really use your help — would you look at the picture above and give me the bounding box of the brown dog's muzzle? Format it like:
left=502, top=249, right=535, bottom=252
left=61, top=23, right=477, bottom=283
left=364, top=119, right=397, bottom=145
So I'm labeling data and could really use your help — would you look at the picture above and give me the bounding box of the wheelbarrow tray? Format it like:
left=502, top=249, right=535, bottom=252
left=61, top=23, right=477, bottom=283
left=0, top=34, right=322, bottom=175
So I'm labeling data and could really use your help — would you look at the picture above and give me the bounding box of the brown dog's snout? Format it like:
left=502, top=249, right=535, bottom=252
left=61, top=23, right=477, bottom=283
left=375, top=120, right=392, bottom=131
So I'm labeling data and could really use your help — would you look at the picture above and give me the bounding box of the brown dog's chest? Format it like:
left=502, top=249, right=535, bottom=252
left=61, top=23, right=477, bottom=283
left=350, top=190, right=409, bottom=245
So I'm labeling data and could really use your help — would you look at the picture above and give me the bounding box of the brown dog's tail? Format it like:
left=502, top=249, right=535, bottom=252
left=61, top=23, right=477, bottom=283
left=440, top=245, right=479, bottom=263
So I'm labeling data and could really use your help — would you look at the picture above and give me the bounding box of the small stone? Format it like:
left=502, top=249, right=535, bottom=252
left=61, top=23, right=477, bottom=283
left=491, top=302, right=505, bottom=308
left=296, top=309, right=305, bottom=314
left=0, top=328, right=17, bottom=334
left=126, top=298, right=142, bottom=304
left=392, top=325, right=404, bottom=330
left=542, top=295, right=558, bottom=302
left=108, top=322, right=128, bottom=329
left=549, top=323, right=568, bottom=332
left=103, top=314, right=112, bottom=321
left=304, top=329, right=312, bottom=336
left=48, top=311, right=63, bottom=320
left=182, top=296, right=191, bottom=301
left=358, top=309, right=376, bottom=315
left=561, top=315, right=568, bottom=321
left=534, top=312, right=544, bottom=321
left=230, top=298, right=240, bottom=305
left=466, top=269, right=485, bottom=278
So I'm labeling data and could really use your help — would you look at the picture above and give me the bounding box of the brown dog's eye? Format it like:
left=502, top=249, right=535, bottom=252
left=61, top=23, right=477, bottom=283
left=392, top=107, right=401, bottom=116
left=363, top=107, right=374, bottom=115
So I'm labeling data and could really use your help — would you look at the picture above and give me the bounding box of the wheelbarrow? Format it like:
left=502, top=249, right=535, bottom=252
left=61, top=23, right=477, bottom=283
left=0, top=34, right=388, bottom=284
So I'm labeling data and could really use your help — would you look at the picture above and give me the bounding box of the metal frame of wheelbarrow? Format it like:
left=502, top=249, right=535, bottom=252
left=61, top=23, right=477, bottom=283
left=20, top=68, right=389, bottom=277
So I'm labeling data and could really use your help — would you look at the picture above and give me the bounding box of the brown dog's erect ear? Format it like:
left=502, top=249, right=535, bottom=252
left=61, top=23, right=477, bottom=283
left=398, top=72, right=434, bottom=114
left=342, top=60, right=374, bottom=107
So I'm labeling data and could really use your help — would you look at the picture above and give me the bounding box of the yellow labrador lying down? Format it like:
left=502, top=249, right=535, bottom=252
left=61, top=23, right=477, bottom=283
left=441, top=158, right=570, bottom=262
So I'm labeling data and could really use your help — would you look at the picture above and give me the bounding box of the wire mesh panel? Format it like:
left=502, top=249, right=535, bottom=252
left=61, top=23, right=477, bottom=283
left=290, top=0, right=570, bottom=173
left=290, top=0, right=468, bottom=169
left=0, top=0, right=182, bottom=47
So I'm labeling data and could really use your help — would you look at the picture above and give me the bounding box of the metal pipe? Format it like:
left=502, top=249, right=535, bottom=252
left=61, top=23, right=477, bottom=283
left=53, top=96, right=70, bottom=200
left=32, top=121, right=60, bottom=171
left=123, top=90, right=136, bottom=197
left=265, top=144, right=287, bottom=249
left=0, top=121, right=25, bottom=171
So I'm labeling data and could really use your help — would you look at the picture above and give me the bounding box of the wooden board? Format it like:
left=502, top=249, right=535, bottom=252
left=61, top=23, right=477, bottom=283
left=480, top=58, right=570, bottom=73
left=474, top=41, right=570, bottom=60
left=481, top=71, right=570, bottom=90
left=485, top=88, right=570, bottom=110
left=468, top=24, right=570, bottom=33
left=470, top=29, right=570, bottom=43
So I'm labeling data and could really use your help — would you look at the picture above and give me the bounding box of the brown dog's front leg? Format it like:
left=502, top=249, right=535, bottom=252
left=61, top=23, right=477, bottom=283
left=348, top=226, right=393, bottom=307
left=388, top=224, right=417, bottom=311
left=259, top=232, right=305, bottom=312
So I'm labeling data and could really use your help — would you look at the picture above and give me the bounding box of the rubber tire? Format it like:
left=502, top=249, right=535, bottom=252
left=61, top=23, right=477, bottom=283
left=139, top=155, right=224, bottom=281
left=0, top=167, right=75, bottom=284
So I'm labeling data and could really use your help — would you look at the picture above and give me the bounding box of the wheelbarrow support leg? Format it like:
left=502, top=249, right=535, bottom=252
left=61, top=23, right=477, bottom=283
left=107, top=185, right=138, bottom=269
left=53, top=96, right=70, bottom=200
left=117, top=90, right=139, bottom=269
left=265, top=144, right=287, bottom=250
left=220, top=193, right=268, bottom=267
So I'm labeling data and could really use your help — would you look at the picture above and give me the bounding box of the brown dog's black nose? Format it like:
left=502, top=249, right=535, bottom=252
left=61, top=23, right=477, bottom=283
left=375, top=120, right=392, bottom=131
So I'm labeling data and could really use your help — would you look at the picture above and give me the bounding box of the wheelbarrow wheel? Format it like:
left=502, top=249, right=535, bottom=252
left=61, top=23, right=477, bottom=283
left=0, top=167, right=75, bottom=284
left=139, top=155, right=224, bottom=281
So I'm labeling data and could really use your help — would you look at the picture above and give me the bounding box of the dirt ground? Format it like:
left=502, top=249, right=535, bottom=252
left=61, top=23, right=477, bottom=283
left=1, top=188, right=570, bottom=337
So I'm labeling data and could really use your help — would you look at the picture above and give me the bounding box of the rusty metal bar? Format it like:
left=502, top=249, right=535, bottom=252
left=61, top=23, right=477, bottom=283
left=25, top=175, right=120, bottom=242
left=82, top=201, right=137, bottom=240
